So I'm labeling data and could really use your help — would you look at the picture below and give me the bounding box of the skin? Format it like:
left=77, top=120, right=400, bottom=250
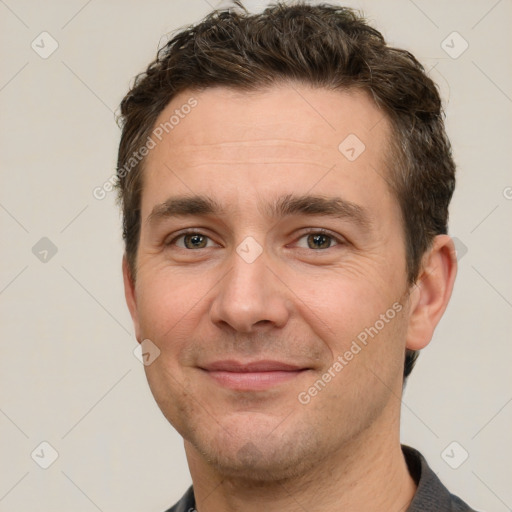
left=123, top=83, right=457, bottom=511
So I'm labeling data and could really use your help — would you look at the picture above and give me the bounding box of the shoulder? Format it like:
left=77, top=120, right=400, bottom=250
left=402, top=445, right=482, bottom=512
left=451, top=493, right=482, bottom=512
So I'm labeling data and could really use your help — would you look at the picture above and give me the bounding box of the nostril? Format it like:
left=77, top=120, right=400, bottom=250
left=255, top=320, right=271, bottom=327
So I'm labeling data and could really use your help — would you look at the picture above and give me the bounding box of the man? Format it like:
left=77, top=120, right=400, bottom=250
left=117, top=2, right=479, bottom=511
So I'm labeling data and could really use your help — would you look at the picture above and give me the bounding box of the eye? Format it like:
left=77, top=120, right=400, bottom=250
left=167, top=231, right=217, bottom=250
left=294, top=229, right=342, bottom=250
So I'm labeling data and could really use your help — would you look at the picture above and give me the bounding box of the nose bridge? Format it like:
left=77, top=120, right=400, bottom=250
left=210, top=239, right=289, bottom=333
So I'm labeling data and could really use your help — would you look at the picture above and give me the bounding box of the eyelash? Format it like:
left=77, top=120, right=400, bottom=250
left=165, top=228, right=344, bottom=250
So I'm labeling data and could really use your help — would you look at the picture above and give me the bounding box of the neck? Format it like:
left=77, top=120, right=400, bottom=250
left=184, top=414, right=416, bottom=512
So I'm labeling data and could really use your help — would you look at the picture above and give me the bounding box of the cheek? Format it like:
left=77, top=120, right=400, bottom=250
left=297, top=282, right=408, bottom=411
left=291, top=266, right=408, bottom=372
left=296, top=266, right=402, bottom=328
left=135, top=267, right=211, bottom=345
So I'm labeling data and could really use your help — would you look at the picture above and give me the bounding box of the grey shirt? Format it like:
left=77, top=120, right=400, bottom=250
left=164, top=445, right=480, bottom=511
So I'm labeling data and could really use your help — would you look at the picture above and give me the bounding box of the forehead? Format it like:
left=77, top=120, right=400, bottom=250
left=149, top=84, right=389, bottom=155
left=141, top=83, right=396, bottom=221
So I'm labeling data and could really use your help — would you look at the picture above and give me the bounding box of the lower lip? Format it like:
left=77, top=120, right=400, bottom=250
left=204, top=370, right=307, bottom=390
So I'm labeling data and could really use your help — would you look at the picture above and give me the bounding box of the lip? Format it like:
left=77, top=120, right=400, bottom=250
left=202, top=360, right=304, bottom=372
left=199, top=360, right=310, bottom=391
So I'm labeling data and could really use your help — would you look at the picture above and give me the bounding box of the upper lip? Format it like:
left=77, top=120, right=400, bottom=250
left=200, top=360, right=307, bottom=372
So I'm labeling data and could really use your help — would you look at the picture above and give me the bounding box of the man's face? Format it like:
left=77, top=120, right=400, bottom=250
left=124, top=84, right=413, bottom=480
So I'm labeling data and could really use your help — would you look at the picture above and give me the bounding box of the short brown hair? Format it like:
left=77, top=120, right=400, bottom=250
left=116, top=2, right=456, bottom=379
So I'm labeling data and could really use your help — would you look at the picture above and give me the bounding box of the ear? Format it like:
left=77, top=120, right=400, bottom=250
left=122, top=255, right=141, bottom=343
left=406, top=235, right=458, bottom=351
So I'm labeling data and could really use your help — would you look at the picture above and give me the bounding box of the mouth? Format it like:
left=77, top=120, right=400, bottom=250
left=199, top=360, right=311, bottom=391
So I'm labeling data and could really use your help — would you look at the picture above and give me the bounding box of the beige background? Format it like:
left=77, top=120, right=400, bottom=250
left=1, top=0, right=511, bottom=510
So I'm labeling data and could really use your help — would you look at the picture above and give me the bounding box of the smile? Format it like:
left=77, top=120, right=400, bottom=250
left=199, top=360, right=310, bottom=391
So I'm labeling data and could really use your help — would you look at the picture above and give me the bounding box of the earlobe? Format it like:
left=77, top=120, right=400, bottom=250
left=406, top=235, right=458, bottom=351
left=122, top=255, right=141, bottom=342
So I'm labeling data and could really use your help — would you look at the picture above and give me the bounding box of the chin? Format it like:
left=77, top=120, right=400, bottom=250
left=188, top=415, right=324, bottom=483
left=204, top=443, right=316, bottom=483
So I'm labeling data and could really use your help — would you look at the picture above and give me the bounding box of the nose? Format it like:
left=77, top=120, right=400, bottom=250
left=209, top=245, right=291, bottom=334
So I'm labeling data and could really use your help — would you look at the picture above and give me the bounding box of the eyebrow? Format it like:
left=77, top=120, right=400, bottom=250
left=147, top=193, right=372, bottom=230
left=148, top=195, right=222, bottom=224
